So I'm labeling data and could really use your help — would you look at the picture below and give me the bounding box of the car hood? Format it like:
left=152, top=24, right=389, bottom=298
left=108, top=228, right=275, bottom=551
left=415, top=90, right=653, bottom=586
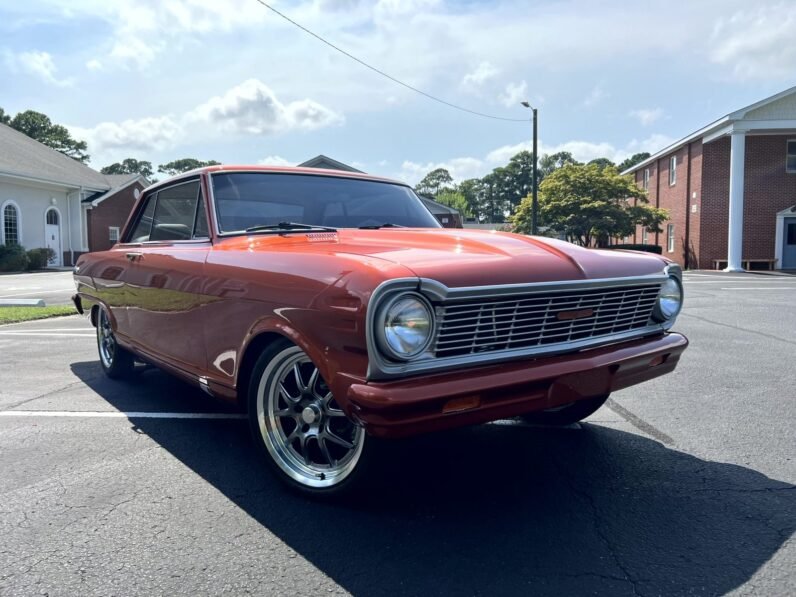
left=226, top=229, right=669, bottom=288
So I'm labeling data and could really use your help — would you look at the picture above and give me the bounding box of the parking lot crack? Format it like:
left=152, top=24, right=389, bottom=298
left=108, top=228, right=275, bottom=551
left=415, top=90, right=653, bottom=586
left=1, top=380, right=86, bottom=411
left=680, top=312, right=796, bottom=347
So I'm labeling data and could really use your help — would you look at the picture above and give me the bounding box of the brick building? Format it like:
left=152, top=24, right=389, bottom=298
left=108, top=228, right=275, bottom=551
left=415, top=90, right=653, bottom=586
left=623, top=86, right=796, bottom=270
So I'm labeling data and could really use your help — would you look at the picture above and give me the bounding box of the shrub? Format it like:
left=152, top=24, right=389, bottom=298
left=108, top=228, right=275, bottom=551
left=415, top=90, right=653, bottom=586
left=607, top=243, right=663, bottom=255
left=0, top=243, right=30, bottom=272
left=26, top=247, right=56, bottom=270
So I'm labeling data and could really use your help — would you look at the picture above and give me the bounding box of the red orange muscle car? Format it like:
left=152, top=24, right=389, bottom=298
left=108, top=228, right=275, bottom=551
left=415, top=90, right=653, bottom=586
left=73, top=166, right=687, bottom=496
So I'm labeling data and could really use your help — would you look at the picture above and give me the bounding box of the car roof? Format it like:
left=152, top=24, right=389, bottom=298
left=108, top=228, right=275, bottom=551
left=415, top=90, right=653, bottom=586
left=147, top=165, right=407, bottom=192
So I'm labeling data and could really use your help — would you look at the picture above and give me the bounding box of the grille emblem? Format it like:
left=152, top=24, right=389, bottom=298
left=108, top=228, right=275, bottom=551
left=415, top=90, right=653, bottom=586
left=556, top=308, right=594, bottom=321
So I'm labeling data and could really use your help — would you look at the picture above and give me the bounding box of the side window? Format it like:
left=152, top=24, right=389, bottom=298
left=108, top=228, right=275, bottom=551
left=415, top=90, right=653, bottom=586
left=128, top=195, right=157, bottom=242
left=150, top=181, right=201, bottom=241
left=193, top=193, right=209, bottom=239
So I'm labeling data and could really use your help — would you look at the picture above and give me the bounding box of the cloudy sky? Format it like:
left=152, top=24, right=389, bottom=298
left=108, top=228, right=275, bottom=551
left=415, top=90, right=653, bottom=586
left=2, top=0, right=795, bottom=183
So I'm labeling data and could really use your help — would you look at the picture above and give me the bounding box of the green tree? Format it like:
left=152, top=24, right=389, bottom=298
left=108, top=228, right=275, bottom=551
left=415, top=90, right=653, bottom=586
left=504, top=150, right=535, bottom=210
left=456, top=178, right=485, bottom=221
left=512, top=163, right=667, bottom=246
left=101, top=158, right=154, bottom=179
left=538, top=151, right=580, bottom=182
left=158, top=158, right=221, bottom=176
left=617, top=152, right=651, bottom=172
left=587, top=157, right=615, bottom=170
left=415, top=168, right=454, bottom=198
left=0, top=107, right=11, bottom=125
left=9, top=110, right=90, bottom=163
left=435, top=190, right=472, bottom=218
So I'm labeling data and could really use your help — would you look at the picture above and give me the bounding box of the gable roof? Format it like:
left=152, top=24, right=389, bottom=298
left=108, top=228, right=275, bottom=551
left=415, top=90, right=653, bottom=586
left=298, top=154, right=364, bottom=173
left=0, top=123, right=110, bottom=190
left=622, top=85, right=796, bottom=175
left=82, top=174, right=149, bottom=206
left=419, top=196, right=459, bottom=215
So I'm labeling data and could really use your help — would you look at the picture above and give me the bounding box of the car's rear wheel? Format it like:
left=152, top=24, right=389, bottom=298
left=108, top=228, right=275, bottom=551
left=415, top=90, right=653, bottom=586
left=520, top=394, right=609, bottom=426
left=248, top=340, right=371, bottom=497
left=96, top=306, right=134, bottom=379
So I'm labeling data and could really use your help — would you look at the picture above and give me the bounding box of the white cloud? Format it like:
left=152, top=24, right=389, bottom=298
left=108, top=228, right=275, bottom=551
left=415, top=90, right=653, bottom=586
left=711, top=4, right=796, bottom=80
left=498, top=81, right=527, bottom=108
left=188, top=79, right=343, bottom=135
left=85, top=58, right=103, bottom=71
left=629, top=107, right=664, bottom=126
left=5, top=50, right=73, bottom=86
left=258, top=155, right=292, bottom=166
left=582, top=86, right=608, bottom=108
left=461, top=61, right=499, bottom=89
left=71, top=116, right=183, bottom=155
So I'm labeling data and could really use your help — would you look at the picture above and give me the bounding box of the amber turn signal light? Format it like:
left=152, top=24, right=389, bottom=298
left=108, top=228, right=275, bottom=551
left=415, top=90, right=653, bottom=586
left=442, top=394, right=481, bottom=414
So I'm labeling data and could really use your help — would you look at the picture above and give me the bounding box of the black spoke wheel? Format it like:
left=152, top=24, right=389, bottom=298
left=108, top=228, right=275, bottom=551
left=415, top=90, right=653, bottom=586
left=96, top=307, right=134, bottom=379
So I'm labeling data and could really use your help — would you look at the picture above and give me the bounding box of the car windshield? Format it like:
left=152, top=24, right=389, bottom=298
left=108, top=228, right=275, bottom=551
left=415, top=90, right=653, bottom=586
left=211, top=172, right=441, bottom=233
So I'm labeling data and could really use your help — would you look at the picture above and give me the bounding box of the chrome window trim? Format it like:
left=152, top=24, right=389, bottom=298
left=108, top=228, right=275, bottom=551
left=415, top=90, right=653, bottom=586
left=365, top=272, right=674, bottom=381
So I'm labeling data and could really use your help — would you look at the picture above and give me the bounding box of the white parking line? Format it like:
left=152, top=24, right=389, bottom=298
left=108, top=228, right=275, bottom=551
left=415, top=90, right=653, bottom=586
left=720, top=287, right=796, bottom=290
left=0, top=288, right=75, bottom=298
left=0, top=332, right=94, bottom=337
left=0, top=410, right=245, bottom=419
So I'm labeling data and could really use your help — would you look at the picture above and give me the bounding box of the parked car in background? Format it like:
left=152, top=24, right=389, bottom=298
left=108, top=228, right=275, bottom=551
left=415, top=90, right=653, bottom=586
left=73, top=166, right=688, bottom=497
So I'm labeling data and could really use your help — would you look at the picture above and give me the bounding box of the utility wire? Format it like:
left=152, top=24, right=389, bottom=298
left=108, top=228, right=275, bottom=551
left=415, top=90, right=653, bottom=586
left=252, top=0, right=529, bottom=122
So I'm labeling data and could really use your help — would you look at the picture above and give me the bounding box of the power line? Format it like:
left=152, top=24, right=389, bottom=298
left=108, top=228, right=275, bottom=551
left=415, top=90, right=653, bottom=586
left=252, top=0, right=529, bottom=123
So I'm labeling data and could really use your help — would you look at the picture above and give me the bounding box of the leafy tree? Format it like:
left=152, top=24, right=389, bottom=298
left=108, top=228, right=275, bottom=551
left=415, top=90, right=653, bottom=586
left=538, top=151, right=580, bottom=182
left=456, top=178, right=485, bottom=221
left=512, top=163, right=667, bottom=246
left=101, top=158, right=154, bottom=179
left=415, top=168, right=454, bottom=198
left=9, top=110, right=89, bottom=163
left=587, top=157, right=615, bottom=170
left=435, top=190, right=472, bottom=218
left=158, top=158, right=221, bottom=176
left=0, top=107, right=10, bottom=125
left=503, top=150, right=535, bottom=210
left=617, top=152, right=651, bottom=172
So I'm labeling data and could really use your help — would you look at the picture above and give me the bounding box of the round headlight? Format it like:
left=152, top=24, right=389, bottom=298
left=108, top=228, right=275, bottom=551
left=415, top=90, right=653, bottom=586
left=655, top=277, right=683, bottom=321
left=377, top=294, right=434, bottom=360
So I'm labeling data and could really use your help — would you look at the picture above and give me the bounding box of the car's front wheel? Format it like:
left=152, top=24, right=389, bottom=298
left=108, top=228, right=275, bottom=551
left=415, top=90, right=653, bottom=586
left=96, top=306, right=135, bottom=379
left=520, top=394, right=609, bottom=426
left=248, top=340, right=372, bottom=497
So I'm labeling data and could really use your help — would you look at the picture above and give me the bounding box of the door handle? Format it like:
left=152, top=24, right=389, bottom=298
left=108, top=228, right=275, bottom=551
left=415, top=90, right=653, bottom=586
left=125, top=252, right=143, bottom=262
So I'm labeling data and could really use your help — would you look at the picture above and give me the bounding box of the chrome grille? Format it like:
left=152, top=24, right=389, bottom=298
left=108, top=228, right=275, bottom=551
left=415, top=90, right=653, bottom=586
left=433, top=283, right=662, bottom=358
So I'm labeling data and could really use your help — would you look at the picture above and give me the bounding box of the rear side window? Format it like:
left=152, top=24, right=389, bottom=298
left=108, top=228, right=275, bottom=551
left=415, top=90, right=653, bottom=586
left=128, top=195, right=157, bottom=242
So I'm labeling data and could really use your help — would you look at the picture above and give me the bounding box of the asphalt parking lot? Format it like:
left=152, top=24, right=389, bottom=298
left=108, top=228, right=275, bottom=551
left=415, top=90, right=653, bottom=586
left=1, top=271, right=794, bottom=596
left=0, top=270, right=75, bottom=306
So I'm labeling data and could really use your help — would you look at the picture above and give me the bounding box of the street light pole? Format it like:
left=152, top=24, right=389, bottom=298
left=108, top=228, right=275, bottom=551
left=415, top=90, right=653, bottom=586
left=521, top=101, right=538, bottom=235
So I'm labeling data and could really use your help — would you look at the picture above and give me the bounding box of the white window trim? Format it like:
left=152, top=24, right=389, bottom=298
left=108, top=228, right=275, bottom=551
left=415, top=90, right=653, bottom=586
left=1, top=199, right=23, bottom=246
left=669, top=156, right=677, bottom=186
left=109, top=226, right=120, bottom=242
left=643, top=168, right=650, bottom=191
left=641, top=228, right=649, bottom=244
left=786, top=139, right=796, bottom=174
left=667, top=224, right=675, bottom=253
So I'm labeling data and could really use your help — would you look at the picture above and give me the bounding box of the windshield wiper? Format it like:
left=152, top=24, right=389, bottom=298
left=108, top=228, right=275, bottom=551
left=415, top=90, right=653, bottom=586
left=245, top=221, right=337, bottom=233
left=358, top=223, right=405, bottom=230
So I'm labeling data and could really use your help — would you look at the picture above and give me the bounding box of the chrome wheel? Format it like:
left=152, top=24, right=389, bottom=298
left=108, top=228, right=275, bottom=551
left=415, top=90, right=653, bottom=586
left=256, top=346, right=364, bottom=489
left=97, top=308, right=116, bottom=368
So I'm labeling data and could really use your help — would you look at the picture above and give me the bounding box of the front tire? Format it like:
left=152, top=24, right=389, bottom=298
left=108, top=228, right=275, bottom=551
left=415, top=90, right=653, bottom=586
left=520, top=394, right=609, bottom=426
left=96, top=306, right=134, bottom=379
left=248, top=340, right=371, bottom=497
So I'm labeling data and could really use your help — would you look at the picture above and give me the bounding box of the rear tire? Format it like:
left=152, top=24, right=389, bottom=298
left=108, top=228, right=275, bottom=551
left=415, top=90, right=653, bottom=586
left=96, top=306, right=134, bottom=379
left=247, top=339, right=374, bottom=498
left=520, top=394, right=609, bottom=426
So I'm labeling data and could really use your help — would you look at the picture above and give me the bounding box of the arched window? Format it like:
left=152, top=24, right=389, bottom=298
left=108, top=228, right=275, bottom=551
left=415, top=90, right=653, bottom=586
left=46, top=209, right=59, bottom=226
left=3, top=203, right=19, bottom=246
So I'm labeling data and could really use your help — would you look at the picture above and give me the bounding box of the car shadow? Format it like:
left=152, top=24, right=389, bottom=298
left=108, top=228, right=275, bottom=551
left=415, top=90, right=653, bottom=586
left=70, top=360, right=794, bottom=596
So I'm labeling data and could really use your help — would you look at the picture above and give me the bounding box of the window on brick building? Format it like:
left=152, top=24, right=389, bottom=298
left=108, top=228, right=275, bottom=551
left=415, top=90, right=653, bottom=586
left=642, top=228, right=649, bottom=244
left=669, top=156, right=677, bottom=185
left=109, top=227, right=120, bottom=242
left=787, top=140, right=796, bottom=173
left=643, top=168, right=650, bottom=190
left=667, top=224, right=675, bottom=253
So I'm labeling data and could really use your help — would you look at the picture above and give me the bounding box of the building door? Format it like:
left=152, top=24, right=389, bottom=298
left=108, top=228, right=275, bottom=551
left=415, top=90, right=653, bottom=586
left=783, top=217, right=796, bottom=269
left=45, top=209, right=62, bottom=267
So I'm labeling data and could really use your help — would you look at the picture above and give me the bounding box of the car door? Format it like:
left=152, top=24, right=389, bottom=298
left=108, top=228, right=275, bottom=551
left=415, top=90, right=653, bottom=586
left=120, top=178, right=212, bottom=377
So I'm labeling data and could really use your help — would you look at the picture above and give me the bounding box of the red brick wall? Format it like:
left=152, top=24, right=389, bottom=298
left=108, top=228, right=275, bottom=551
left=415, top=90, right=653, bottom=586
left=686, top=141, right=703, bottom=268
left=87, top=183, right=142, bottom=252
left=635, top=163, right=658, bottom=244
left=654, top=146, right=690, bottom=266
left=698, top=135, right=796, bottom=268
